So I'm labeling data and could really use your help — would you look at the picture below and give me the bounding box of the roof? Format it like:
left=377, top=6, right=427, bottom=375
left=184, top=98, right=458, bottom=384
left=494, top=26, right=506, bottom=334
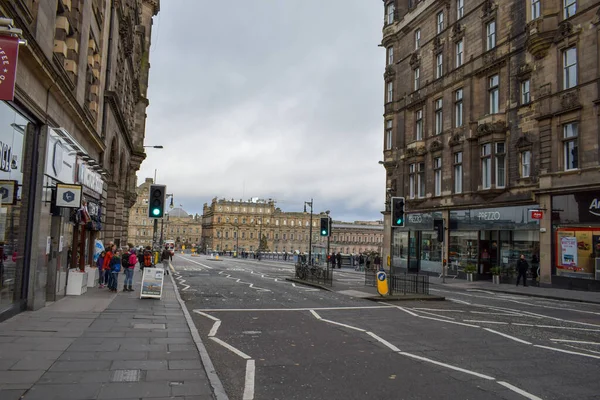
left=167, top=207, right=189, bottom=218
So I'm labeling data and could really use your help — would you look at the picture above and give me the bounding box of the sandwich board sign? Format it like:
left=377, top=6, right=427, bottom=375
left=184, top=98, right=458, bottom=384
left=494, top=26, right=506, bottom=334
left=140, top=267, right=164, bottom=299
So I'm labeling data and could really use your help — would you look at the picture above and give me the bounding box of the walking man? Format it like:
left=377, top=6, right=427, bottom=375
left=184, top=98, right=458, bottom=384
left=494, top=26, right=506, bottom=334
left=161, top=246, right=171, bottom=275
left=516, top=254, right=529, bottom=287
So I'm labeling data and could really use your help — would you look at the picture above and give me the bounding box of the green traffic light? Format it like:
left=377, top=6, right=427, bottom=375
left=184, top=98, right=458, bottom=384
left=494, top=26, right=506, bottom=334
left=152, top=208, right=161, bottom=216
left=396, top=218, right=403, bottom=225
left=321, top=230, right=327, bottom=235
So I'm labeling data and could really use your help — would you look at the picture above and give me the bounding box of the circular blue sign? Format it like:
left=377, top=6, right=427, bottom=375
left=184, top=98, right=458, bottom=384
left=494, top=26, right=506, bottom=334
left=377, top=271, right=386, bottom=281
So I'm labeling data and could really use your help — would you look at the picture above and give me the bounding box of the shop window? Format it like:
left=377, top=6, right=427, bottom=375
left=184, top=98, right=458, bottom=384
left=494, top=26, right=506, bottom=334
left=454, top=88, right=463, bottom=127
left=489, top=74, right=499, bottom=114
left=454, top=152, right=463, bottom=193
left=563, top=122, right=578, bottom=170
left=486, top=20, right=496, bottom=50
left=417, top=162, right=426, bottom=198
left=455, top=39, right=464, bottom=68
left=434, top=157, right=442, bottom=196
left=563, top=0, right=576, bottom=19
left=435, top=98, right=443, bottom=135
left=449, top=231, right=478, bottom=270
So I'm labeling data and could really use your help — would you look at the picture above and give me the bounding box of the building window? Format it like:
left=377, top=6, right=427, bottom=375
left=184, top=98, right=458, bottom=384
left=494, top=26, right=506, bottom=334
left=415, top=109, right=423, bottom=140
left=495, top=142, right=506, bottom=188
left=486, top=20, right=496, bottom=50
left=387, top=46, right=394, bottom=65
left=521, top=150, right=531, bottom=178
left=437, top=11, right=444, bottom=34
left=417, top=162, right=425, bottom=198
left=435, top=98, right=443, bottom=135
left=563, top=122, right=578, bottom=170
left=489, top=74, right=499, bottom=114
left=481, top=143, right=492, bottom=189
left=434, top=157, right=442, bottom=196
left=563, top=47, right=577, bottom=90
left=385, top=120, right=393, bottom=150
left=455, top=39, right=463, bottom=68
left=521, top=80, right=530, bottom=104
left=454, top=88, right=463, bottom=127
left=386, top=81, right=393, bottom=103
left=414, top=67, right=420, bottom=91
left=454, top=152, right=463, bottom=193
left=415, top=29, right=421, bottom=50
left=436, top=53, right=443, bottom=79
left=564, top=0, right=576, bottom=19
left=409, top=164, right=416, bottom=199
left=531, top=0, right=541, bottom=19
left=457, top=0, right=464, bottom=19
left=386, top=2, right=395, bottom=24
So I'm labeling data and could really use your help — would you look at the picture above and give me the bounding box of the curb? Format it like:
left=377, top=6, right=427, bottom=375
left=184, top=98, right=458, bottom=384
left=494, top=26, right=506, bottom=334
left=169, top=272, right=229, bottom=400
left=430, top=282, right=600, bottom=305
left=285, top=277, right=333, bottom=292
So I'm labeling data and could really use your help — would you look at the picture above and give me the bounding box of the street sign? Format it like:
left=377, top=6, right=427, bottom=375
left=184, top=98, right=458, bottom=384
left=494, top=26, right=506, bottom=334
left=140, top=267, right=164, bottom=299
left=376, top=271, right=388, bottom=296
left=530, top=210, right=543, bottom=219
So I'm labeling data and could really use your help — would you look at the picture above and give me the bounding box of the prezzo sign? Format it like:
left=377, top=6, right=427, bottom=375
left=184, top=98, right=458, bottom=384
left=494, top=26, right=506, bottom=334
left=477, top=211, right=501, bottom=221
left=589, top=198, right=600, bottom=217
left=408, top=214, right=423, bottom=223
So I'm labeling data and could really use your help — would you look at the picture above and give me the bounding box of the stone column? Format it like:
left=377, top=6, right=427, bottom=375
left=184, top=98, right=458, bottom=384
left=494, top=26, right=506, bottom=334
left=538, top=193, right=552, bottom=285
left=104, top=182, right=118, bottom=242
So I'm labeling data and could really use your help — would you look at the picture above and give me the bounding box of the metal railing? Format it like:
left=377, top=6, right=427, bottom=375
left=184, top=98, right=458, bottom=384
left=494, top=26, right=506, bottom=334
left=295, top=262, right=333, bottom=287
left=364, top=271, right=429, bottom=295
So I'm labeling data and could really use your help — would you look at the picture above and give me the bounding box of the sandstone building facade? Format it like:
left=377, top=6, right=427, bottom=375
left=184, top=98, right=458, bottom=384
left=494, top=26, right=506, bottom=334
left=380, top=0, right=600, bottom=289
left=0, top=0, right=159, bottom=319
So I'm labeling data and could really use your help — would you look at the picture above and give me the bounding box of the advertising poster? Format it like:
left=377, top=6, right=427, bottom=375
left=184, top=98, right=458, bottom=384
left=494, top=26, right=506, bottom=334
left=140, top=267, right=164, bottom=299
left=560, top=236, right=578, bottom=268
left=576, top=231, right=593, bottom=274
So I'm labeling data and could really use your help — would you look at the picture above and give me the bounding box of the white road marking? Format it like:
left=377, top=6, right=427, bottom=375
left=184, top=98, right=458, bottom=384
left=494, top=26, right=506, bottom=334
left=512, top=323, right=600, bottom=332
left=466, top=289, right=496, bottom=295
left=497, top=381, right=544, bottom=400
left=210, top=337, right=251, bottom=360
left=366, top=331, right=401, bottom=352
left=534, top=345, right=600, bottom=360
left=463, top=320, right=508, bottom=325
left=208, top=321, right=221, bottom=337
left=483, top=328, right=532, bottom=345
left=399, top=352, right=495, bottom=380
left=447, top=298, right=471, bottom=305
left=193, top=306, right=394, bottom=312
left=563, top=345, right=600, bottom=355
left=309, top=310, right=321, bottom=320
left=550, top=339, right=600, bottom=345
left=177, top=255, right=213, bottom=269
left=379, top=303, right=419, bottom=317
left=193, top=310, right=220, bottom=321
left=413, top=308, right=465, bottom=313
left=414, top=310, right=455, bottom=320
left=242, top=359, right=255, bottom=400
left=418, top=316, right=480, bottom=328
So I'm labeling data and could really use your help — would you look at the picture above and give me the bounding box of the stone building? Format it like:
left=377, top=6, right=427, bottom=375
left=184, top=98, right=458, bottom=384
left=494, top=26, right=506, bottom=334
left=0, top=0, right=159, bottom=319
left=380, top=0, right=600, bottom=289
left=127, top=178, right=202, bottom=248
left=201, top=197, right=383, bottom=257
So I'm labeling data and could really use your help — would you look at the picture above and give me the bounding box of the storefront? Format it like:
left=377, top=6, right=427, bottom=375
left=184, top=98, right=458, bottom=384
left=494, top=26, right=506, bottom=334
left=0, top=101, right=39, bottom=319
left=552, top=191, right=600, bottom=289
left=392, top=205, right=540, bottom=279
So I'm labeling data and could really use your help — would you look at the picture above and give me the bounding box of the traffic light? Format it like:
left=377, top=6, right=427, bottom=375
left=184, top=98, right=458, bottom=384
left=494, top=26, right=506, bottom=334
left=434, top=218, right=444, bottom=242
left=391, top=197, right=405, bottom=227
left=148, top=184, right=166, bottom=218
left=320, top=217, right=331, bottom=237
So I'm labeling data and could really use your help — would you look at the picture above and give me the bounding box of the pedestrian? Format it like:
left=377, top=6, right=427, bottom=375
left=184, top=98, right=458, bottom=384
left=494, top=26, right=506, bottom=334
left=330, top=252, right=336, bottom=268
left=336, top=252, right=342, bottom=269
left=103, top=244, right=115, bottom=289
left=120, top=246, right=130, bottom=292
left=97, top=251, right=106, bottom=288
left=143, top=246, right=153, bottom=270
left=531, top=253, right=539, bottom=286
left=161, top=246, right=171, bottom=275
left=109, top=250, right=122, bottom=292
left=124, top=246, right=137, bottom=291
left=516, top=254, right=529, bottom=287
left=374, top=254, right=382, bottom=271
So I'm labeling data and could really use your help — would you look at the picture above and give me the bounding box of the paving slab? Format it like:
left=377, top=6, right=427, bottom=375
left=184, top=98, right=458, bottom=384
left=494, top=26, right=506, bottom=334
left=97, top=382, right=171, bottom=399
left=22, top=382, right=102, bottom=400
left=110, top=360, right=168, bottom=371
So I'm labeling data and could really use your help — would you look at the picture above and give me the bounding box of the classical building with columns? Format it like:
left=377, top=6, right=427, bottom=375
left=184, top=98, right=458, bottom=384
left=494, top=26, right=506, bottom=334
left=380, top=0, right=600, bottom=290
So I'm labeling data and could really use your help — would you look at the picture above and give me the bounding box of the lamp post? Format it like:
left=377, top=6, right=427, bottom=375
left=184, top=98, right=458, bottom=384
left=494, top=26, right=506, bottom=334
left=257, top=216, right=262, bottom=258
left=325, top=210, right=331, bottom=276
left=144, top=145, right=164, bottom=149
left=304, top=199, right=313, bottom=265
left=159, top=193, right=174, bottom=247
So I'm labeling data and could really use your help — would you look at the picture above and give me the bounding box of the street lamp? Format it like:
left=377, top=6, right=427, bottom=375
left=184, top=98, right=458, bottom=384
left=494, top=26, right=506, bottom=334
left=159, top=193, right=174, bottom=247
left=304, top=199, right=313, bottom=265
left=144, top=145, right=164, bottom=149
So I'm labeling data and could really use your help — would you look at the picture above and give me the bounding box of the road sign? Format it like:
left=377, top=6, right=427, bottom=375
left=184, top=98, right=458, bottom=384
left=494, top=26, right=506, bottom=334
left=376, top=271, right=388, bottom=296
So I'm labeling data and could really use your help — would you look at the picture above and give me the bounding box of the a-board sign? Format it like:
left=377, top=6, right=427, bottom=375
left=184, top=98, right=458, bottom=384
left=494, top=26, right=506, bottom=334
left=140, top=267, right=164, bottom=299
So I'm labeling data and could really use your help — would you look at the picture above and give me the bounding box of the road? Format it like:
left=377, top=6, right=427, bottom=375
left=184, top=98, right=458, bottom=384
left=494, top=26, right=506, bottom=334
left=171, top=254, right=600, bottom=400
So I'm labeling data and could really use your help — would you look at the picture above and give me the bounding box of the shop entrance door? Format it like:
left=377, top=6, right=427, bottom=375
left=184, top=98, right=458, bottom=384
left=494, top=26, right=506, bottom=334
left=479, top=231, right=502, bottom=278
left=406, top=231, right=443, bottom=274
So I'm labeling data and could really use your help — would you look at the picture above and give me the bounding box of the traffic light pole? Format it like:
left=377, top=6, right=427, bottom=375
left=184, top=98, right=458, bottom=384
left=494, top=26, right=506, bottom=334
left=389, top=225, right=394, bottom=296
left=153, top=219, right=158, bottom=250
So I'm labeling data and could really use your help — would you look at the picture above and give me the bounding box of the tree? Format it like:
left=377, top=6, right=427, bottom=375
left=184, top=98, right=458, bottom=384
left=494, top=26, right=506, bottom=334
left=258, top=234, right=270, bottom=253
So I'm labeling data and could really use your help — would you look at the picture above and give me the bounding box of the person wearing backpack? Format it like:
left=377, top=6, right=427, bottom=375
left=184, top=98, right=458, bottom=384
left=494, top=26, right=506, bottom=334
left=109, top=250, right=122, bottom=292
left=143, top=246, right=153, bottom=270
left=161, top=246, right=171, bottom=275
left=121, top=247, right=131, bottom=292
left=124, top=245, right=138, bottom=291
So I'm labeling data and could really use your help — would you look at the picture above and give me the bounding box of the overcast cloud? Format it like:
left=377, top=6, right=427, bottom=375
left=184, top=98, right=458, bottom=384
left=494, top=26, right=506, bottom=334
left=138, top=0, right=386, bottom=222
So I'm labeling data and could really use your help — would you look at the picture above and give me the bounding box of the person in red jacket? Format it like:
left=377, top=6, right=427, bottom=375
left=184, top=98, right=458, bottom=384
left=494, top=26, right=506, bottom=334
left=102, top=244, right=115, bottom=288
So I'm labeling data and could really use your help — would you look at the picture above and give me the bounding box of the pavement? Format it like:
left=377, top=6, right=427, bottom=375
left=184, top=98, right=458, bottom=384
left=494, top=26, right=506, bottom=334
left=0, top=267, right=218, bottom=400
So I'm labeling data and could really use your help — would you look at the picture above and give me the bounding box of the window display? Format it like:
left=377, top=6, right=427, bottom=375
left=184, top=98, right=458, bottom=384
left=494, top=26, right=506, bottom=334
left=556, top=227, right=598, bottom=279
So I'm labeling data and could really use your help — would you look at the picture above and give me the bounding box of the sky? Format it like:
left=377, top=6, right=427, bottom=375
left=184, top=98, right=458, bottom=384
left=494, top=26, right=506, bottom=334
left=138, top=0, right=386, bottom=222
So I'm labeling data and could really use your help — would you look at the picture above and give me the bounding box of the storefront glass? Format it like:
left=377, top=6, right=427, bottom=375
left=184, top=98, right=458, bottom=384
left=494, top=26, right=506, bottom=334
left=0, top=102, right=34, bottom=312
left=449, top=231, right=478, bottom=274
left=553, top=193, right=600, bottom=280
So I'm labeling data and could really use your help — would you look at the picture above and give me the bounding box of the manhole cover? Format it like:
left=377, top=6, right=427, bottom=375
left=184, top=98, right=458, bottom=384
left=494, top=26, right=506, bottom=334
left=112, top=369, right=141, bottom=382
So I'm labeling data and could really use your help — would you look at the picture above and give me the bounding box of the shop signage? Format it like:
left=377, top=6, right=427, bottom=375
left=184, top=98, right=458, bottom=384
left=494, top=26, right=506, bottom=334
left=589, top=198, right=600, bottom=217
left=408, top=214, right=423, bottom=223
left=0, top=36, right=20, bottom=101
left=530, top=210, right=544, bottom=219
left=77, top=161, right=103, bottom=195
left=0, top=142, right=13, bottom=172
left=477, top=211, right=501, bottom=221
left=0, top=180, right=17, bottom=205
left=45, top=131, right=76, bottom=184
left=56, top=183, right=82, bottom=208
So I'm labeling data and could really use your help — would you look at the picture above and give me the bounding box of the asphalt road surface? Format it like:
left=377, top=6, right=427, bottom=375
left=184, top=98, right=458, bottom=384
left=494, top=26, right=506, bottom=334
left=171, top=254, right=600, bottom=400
